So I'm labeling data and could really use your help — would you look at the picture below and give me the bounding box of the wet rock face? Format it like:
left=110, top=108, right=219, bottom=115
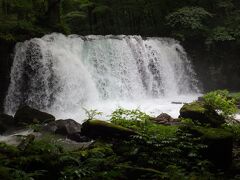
left=0, top=40, right=15, bottom=113
left=14, top=105, right=55, bottom=126
left=0, top=114, right=14, bottom=134
left=43, top=119, right=87, bottom=142
left=43, top=119, right=81, bottom=135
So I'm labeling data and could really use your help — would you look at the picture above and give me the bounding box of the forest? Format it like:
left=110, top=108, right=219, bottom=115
left=0, top=0, right=240, bottom=45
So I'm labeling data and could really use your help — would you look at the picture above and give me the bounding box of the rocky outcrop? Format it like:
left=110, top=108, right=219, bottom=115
left=179, top=101, right=225, bottom=127
left=14, top=106, right=55, bottom=127
left=0, top=40, right=15, bottom=113
left=81, top=120, right=137, bottom=139
left=0, top=114, right=15, bottom=134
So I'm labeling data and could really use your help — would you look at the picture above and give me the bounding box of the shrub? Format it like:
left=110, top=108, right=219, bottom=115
left=203, top=90, right=238, bottom=118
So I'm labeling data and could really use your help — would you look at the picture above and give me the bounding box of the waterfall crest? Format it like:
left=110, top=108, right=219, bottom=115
left=4, top=33, right=200, bottom=119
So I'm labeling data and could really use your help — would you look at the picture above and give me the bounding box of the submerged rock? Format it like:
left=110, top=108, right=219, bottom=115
left=179, top=101, right=225, bottom=127
left=0, top=114, right=15, bottom=134
left=14, top=106, right=55, bottom=126
left=81, top=120, right=137, bottom=139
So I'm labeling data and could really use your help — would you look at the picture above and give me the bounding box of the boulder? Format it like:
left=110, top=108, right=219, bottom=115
left=185, top=125, right=233, bottom=169
left=0, top=114, right=15, bottom=134
left=179, top=101, right=225, bottom=127
left=14, top=106, right=55, bottom=126
left=43, top=119, right=86, bottom=142
left=151, top=113, right=180, bottom=125
left=81, top=120, right=137, bottom=139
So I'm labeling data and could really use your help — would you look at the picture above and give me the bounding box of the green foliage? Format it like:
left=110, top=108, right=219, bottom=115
left=83, top=108, right=103, bottom=121
left=166, top=6, right=212, bottom=40
left=203, top=90, right=238, bottom=118
left=0, top=166, right=34, bottom=180
left=224, top=124, right=240, bottom=141
left=166, top=7, right=212, bottom=30
left=0, top=142, right=20, bottom=158
left=0, top=109, right=239, bottom=179
left=0, top=0, right=240, bottom=47
left=110, top=108, right=177, bottom=139
left=110, top=108, right=151, bottom=132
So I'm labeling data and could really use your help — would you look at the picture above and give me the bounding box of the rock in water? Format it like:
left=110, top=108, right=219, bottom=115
left=179, top=101, right=225, bottom=127
left=14, top=106, right=55, bottom=127
left=43, top=119, right=86, bottom=142
left=0, top=114, right=15, bottom=134
left=81, top=120, right=137, bottom=139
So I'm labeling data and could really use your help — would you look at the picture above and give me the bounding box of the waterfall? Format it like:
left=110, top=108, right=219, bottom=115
left=4, top=33, right=200, bottom=120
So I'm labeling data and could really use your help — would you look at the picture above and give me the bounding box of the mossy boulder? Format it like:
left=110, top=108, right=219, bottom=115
left=81, top=120, right=137, bottom=139
left=0, top=114, right=14, bottom=134
left=14, top=106, right=55, bottom=127
left=179, top=101, right=225, bottom=127
left=186, top=125, right=233, bottom=169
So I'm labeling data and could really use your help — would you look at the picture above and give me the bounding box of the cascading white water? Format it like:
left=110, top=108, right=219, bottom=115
left=4, top=33, right=201, bottom=121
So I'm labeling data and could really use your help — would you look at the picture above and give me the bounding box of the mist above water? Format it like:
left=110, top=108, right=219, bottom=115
left=4, top=33, right=200, bottom=122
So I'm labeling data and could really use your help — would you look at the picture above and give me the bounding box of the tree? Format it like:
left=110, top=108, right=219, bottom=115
left=166, top=7, right=212, bottom=40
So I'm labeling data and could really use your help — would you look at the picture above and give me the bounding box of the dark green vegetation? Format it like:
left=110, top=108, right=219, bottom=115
left=0, top=0, right=240, bottom=43
left=1, top=91, right=240, bottom=179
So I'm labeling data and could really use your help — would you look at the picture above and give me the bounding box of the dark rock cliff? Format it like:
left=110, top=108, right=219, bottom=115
left=0, top=40, right=15, bottom=112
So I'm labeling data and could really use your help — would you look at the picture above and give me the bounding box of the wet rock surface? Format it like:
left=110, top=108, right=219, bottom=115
left=14, top=106, right=55, bottom=126
left=0, top=114, right=14, bottom=134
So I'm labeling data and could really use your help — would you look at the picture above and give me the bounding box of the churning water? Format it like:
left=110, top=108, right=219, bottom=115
left=4, top=33, right=201, bottom=122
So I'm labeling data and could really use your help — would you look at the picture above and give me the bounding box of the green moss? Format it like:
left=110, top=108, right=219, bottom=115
left=180, top=101, right=225, bottom=127
left=81, top=120, right=137, bottom=139
left=195, top=126, right=233, bottom=140
left=181, top=101, right=206, bottom=113
left=87, top=120, right=136, bottom=132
